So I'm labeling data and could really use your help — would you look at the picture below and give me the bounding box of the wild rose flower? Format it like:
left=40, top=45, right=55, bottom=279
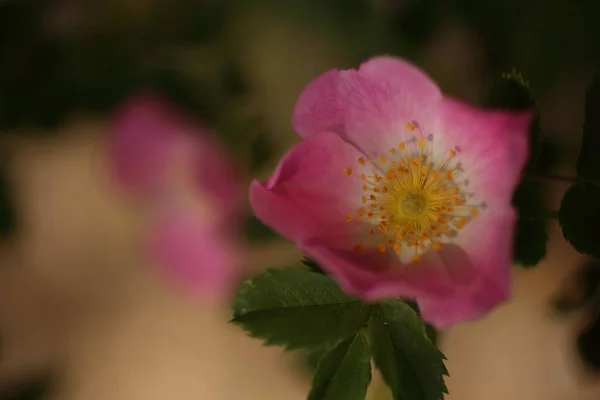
left=250, top=56, right=532, bottom=328
left=109, top=93, right=243, bottom=301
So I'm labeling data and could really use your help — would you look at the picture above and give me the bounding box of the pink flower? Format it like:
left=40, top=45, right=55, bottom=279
left=250, top=56, right=533, bottom=328
left=109, top=93, right=243, bottom=301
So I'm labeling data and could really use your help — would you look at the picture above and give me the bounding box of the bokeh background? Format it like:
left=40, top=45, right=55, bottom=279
left=1, top=0, right=600, bottom=399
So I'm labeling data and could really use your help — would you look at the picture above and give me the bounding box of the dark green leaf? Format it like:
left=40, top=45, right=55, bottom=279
left=525, top=116, right=543, bottom=173
left=303, top=345, right=333, bottom=372
left=577, top=75, right=600, bottom=180
left=485, top=69, right=534, bottom=110
left=485, top=71, right=542, bottom=171
left=233, top=268, right=371, bottom=349
left=486, top=71, right=549, bottom=267
left=559, top=183, right=600, bottom=258
left=369, top=300, right=448, bottom=400
left=308, top=333, right=371, bottom=400
left=513, top=217, right=548, bottom=267
left=512, top=181, right=548, bottom=267
left=404, top=301, right=438, bottom=344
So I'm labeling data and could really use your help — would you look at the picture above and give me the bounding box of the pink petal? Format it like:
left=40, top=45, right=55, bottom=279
left=148, top=206, right=240, bottom=302
left=417, top=207, right=517, bottom=328
left=346, top=56, right=442, bottom=142
left=436, top=97, right=533, bottom=207
left=301, top=241, right=466, bottom=300
left=250, top=132, right=367, bottom=243
left=292, top=56, right=442, bottom=160
left=292, top=69, right=351, bottom=138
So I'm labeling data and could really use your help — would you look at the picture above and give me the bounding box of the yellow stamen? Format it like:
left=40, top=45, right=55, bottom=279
left=343, top=121, right=483, bottom=262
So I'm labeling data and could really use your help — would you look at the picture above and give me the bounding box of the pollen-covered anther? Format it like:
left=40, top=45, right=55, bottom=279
left=344, top=123, right=484, bottom=263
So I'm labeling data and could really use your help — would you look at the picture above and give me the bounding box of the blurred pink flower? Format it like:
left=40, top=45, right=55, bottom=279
left=250, top=56, right=533, bottom=328
left=109, top=93, right=243, bottom=301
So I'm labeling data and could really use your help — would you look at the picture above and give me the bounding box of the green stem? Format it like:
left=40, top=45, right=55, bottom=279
left=525, top=173, right=579, bottom=184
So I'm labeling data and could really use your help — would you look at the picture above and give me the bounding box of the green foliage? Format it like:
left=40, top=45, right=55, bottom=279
left=486, top=69, right=533, bottom=109
left=486, top=71, right=548, bottom=267
left=369, top=300, right=448, bottom=400
left=511, top=181, right=548, bottom=267
left=405, top=301, right=439, bottom=344
left=303, top=345, right=334, bottom=372
left=233, top=266, right=450, bottom=399
left=307, top=333, right=371, bottom=400
left=232, top=268, right=371, bottom=349
left=559, top=183, right=600, bottom=259
left=576, top=75, right=600, bottom=180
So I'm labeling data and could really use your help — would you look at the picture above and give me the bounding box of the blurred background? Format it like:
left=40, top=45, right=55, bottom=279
left=1, top=0, right=600, bottom=399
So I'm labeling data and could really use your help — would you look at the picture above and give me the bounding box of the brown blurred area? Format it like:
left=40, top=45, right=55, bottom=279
left=1, top=4, right=600, bottom=400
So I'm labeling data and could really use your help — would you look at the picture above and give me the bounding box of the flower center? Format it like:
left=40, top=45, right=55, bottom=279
left=344, top=121, right=484, bottom=262
left=398, top=192, right=426, bottom=218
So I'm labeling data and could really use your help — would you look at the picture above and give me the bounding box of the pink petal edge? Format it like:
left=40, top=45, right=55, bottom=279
left=436, top=97, right=533, bottom=207
left=291, top=56, right=442, bottom=160
left=417, top=207, right=517, bottom=328
left=249, top=131, right=367, bottom=243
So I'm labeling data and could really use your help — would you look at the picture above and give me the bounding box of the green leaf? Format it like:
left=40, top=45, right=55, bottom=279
left=485, top=69, right=534, bottom=110
left=308, top=333, right=371, bottom=400
left=302, top=345, right=333, bottom=372
left=513, top=217, right=548, bottom=267
left=404, top=301, right=438, bottom=344
left=369, top=300, right=448, bottom=400
left=577, top=75, right=600, bottom=180
left=232, top=268, right=371, bottom=349
left=559, top=183, right=600, bottom=258
left=485, top=70, right=541, bottom=171
left=485, top=71, right=549, bottom=267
